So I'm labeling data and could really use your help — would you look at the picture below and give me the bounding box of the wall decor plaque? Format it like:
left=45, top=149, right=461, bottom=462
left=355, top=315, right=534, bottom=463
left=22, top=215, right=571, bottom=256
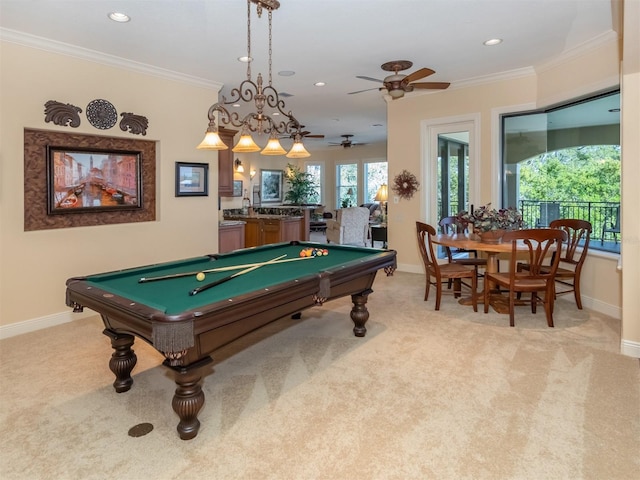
left=86, top=99, right=118, bottom=129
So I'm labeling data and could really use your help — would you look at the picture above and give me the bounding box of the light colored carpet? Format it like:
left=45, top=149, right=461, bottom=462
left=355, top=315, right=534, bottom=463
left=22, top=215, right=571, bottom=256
left=0, top=271, right=638, bottom=480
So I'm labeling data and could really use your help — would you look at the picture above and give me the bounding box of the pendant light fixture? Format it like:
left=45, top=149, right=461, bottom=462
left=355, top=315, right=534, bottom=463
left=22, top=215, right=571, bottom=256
left=197, top=0, right=309, bottom=158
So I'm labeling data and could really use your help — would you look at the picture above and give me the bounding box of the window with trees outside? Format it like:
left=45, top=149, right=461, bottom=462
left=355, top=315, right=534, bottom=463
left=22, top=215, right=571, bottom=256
left=336, top=163, right=357, bottom=208
left=502, top=90, right=620, bottom=254
left=364, top=161, right=388, bottom=204
left=305, top=163, right=323, bottom=204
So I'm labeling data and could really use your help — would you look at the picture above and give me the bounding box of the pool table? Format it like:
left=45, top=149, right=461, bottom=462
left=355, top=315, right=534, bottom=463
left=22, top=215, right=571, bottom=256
left=66, top=241, right=396, bottom=440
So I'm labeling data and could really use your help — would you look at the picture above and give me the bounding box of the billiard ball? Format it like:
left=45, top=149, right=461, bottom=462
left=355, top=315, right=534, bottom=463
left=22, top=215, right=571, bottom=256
left=196, top=272, right=206, bottom=281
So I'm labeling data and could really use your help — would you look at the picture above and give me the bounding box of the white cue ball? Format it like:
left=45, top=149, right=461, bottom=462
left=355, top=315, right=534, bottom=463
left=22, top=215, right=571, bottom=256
left=196, top=272, right=206, bottom=281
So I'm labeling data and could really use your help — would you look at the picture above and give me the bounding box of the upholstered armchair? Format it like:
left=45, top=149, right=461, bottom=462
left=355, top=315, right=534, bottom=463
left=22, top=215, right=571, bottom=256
left=326, top=207, right=370, bottom=246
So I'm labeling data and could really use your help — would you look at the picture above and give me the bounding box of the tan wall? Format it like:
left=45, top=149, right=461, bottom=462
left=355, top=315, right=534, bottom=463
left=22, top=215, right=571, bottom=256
left=386, top=31, right=640, bottom=354
left=0, top=41, right=221, bottom=328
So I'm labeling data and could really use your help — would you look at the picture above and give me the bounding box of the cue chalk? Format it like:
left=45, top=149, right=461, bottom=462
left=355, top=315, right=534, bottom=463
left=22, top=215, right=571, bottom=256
left=189, top=254, right=287, bottom=296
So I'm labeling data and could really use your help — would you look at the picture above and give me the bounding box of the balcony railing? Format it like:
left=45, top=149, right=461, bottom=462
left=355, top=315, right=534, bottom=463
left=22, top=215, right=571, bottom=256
left=439, top=200, right=621, bottom=254
left=518, top=200, right=620, bottom=253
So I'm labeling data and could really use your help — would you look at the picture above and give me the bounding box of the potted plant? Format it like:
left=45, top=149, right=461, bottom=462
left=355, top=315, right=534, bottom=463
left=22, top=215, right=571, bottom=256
left=457, top=204, right=522, bottom=243
left=284, top=163, right=319, bottom=205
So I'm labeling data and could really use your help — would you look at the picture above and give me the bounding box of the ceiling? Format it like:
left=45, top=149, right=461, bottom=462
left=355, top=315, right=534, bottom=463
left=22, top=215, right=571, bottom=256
left=0, top=0, right=618, bottom=152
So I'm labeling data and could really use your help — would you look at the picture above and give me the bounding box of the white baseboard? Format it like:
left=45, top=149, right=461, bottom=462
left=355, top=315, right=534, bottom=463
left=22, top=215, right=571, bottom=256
left=621, top=339, right=640, bottom=358
left=0, top=309, right=96, bottom=340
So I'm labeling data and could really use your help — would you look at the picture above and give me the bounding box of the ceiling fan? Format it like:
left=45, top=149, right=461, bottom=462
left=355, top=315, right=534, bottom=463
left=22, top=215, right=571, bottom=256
left=329, top=134, right=367, bottom=148
left=349, top=60, right=450, bottom=99
left=280, top=126, right=324, bottom=140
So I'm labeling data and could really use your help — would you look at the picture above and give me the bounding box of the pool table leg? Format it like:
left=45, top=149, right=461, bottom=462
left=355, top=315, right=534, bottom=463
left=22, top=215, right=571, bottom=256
left=103, top=329, right=137, bottom=393
left=164, top=356, right=213, bottom=440
left=351, top=289, right=372, bottom=337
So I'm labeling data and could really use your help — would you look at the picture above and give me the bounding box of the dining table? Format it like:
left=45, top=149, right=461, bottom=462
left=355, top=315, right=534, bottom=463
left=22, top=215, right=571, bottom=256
left=432, top=233, right=528, bottom=314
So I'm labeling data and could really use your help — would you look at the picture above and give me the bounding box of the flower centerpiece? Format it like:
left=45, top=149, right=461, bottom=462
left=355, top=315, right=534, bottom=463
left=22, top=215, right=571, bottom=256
left=457, top=204, right=522, bottom=243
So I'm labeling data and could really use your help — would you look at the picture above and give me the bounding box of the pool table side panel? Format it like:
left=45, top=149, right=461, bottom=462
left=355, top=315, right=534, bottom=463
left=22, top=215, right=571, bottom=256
left=193, top=267, right=382, bottom=363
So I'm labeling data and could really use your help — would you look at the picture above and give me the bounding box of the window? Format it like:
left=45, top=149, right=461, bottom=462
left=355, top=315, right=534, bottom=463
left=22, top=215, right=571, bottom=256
left=305, top=163, right=323, bottom=204
left=502, top=91, right=620, bottom=253
left=336, top=163, right=357, bottom=208
left=364, top=161, right=388, bottom=203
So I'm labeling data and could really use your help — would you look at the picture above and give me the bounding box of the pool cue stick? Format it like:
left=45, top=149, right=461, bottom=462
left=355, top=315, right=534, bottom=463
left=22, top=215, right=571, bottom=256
left=138, top=256, right=315, bottom=283
left=189, top=254, right=287, bottom=296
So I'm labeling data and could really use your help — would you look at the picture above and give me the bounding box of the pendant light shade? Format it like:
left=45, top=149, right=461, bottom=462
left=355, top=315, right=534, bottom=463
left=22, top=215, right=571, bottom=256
left=261, top=135, right=287, bottom=155
left=197, top=129, right=229, bottom=150
left=232, top=132, right=261, bottom=152
left=286, top=140, right=310, bottom=158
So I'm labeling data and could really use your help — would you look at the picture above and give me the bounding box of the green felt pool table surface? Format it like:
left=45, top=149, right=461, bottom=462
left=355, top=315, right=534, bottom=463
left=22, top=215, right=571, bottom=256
left=81, top=242, right=382, bottom=315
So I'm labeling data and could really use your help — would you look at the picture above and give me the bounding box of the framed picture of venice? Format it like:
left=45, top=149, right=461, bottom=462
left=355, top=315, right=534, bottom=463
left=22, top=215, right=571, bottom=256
left=46, top=146, right=143, bottom=215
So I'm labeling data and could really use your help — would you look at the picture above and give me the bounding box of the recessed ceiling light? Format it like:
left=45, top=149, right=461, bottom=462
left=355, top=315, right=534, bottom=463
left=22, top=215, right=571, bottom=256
left=238, top=56, right=252, bottom=63
left=232, top=103, right=241, bottom=108
left=108, top=12, right=130, bottom=23
left=314, top=82, right=326, bottom=87
left=278, top=70, right=295, bottom=77
left=483, top=38, right=503, bottom=46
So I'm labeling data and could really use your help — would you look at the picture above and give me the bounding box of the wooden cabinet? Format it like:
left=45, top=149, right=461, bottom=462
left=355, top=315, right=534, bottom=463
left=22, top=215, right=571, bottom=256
left=244, top=219, right=262, bottom=247
left=217, top=127, right=236, bottom=197
left=282, top=217, right=303, bottom=242
left=226, top=215, right=303, bottom=247
left=218, top=222, right=245, bottom=253
left=262, top=218, right=283, bottom=245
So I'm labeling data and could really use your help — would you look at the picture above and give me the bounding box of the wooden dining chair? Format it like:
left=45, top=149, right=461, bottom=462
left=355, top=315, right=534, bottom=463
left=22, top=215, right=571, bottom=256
left=438, top=216, right=488, bottom=279
left=416, top=221, right=477, bottom=311
left=518, top=219, right=592, bottom=309
left=485, top=228, right=566, bottom=327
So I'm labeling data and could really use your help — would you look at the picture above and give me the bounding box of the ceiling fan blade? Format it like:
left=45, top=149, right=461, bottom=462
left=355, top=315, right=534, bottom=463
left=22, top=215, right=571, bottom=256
left=348, top=87, right=381, bottom=95
left=305, top=134, right=325, bottom=138
left=356, top=75, right=384, bottom=83
left=411, top=82, right=451, bottom=90
left=404, top=67, right=435, bottom=84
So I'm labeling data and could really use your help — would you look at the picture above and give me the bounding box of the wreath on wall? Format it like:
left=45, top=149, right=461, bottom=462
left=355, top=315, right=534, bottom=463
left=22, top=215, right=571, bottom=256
left=391, top=170, right=420, bottom=200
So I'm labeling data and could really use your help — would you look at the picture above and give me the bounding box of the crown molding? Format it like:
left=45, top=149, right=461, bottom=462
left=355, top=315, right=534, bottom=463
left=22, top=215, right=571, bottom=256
left=0, top=28, right=223, bottom=91
left=452, top=67, right=536, bottom=90
left=535, top=30, right=619, bottom=74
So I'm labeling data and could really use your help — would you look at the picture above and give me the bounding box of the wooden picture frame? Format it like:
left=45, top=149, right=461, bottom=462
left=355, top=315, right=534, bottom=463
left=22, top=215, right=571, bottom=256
left=260, top=169, right=283, bottom=204
left=46, top=146, right=142, bottom=215
left=175, top=162, right=209, bottom=197
left=233, top=180, right=243, bottom=197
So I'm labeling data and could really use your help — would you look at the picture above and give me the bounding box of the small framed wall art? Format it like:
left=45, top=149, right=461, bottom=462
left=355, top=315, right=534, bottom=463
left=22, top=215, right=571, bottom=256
left=233, top=180, right=243, bottom=197
left=176, top=162, right=209, bottom=197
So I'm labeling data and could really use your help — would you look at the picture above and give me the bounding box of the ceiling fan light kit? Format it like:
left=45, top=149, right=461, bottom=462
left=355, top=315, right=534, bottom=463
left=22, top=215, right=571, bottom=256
left=197, top=0, right=310, bottom=157
left=350, top=60, right=450, bottom=99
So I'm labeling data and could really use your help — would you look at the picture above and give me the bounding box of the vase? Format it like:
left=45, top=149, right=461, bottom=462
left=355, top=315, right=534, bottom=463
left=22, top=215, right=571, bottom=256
left=479, top=229, right=506, bottom=244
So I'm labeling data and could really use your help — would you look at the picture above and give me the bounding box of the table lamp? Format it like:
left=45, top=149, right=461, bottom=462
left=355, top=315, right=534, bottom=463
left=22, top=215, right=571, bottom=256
left=374, top=184, right=388, bottom=222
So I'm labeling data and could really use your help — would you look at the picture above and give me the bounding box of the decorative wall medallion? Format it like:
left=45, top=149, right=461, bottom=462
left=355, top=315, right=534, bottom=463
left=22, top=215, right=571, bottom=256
left=120, top=112, right=149, bottom=136
left=44, top=100, right=82, bottom=128
left=86, top=99, right=117, bottom=129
